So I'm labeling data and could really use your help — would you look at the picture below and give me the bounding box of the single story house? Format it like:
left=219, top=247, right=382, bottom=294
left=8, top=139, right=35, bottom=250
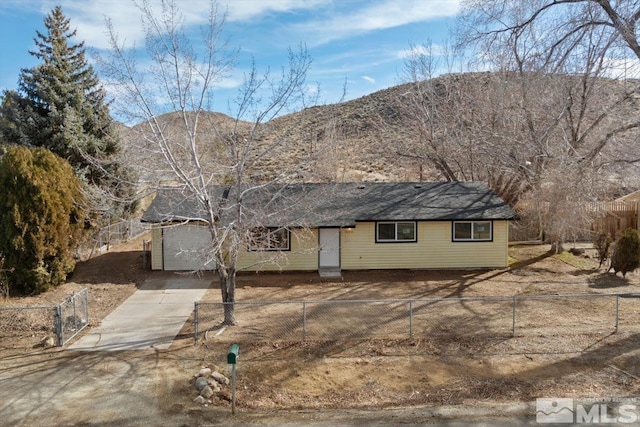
left=141, top=181, right=517, bottom=273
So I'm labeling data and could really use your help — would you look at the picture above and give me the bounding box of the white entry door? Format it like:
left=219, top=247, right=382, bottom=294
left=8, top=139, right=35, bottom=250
left=319, top=228, right=340, bottom=268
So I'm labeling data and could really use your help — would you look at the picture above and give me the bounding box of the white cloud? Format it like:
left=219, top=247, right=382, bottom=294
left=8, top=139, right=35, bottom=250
left=290, top=0, right=461, bottom=45
left=396, top=43, right=447, bottom=59
left=31, top=0, right=330, bottom=51
left=212, top=74, right=244, bottom=90
left=65, top=1, right=145, bottom=50
left=59, top=0, right=222, bottom=50
left=16, top=1, right=459, bottom=54
left=224, top=0, right=330, bottom=22
left=311, top=46, right=404, bottom=79
left=362, top=75, right=375, bottom=84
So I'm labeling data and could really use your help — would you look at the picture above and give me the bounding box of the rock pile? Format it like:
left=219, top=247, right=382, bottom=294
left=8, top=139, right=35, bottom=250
left=192, top=365, right=230, bottom=406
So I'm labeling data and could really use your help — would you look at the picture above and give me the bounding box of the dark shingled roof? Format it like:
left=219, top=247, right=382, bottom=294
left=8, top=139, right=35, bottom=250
left=141, top=182, right=517, bottom=227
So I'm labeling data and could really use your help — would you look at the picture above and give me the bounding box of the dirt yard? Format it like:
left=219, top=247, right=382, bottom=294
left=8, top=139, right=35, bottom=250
left=1, top=235, right=639, bottom=426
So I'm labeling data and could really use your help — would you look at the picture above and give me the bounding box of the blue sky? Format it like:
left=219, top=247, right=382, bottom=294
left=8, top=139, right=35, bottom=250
left=0, top=0, right=461, bottom=118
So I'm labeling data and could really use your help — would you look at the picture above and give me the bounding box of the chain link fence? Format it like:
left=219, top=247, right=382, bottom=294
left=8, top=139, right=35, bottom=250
left=78, top=218, right=150, bottom=259
left=97, top=218, right=149, bottom=247
left=0, top=305, right=57, bottom=348
left=194, top=293, right=640, bottom=344
left=0, top=288, right=89, bottom=348
left=55, top=288, right=89, bottom=346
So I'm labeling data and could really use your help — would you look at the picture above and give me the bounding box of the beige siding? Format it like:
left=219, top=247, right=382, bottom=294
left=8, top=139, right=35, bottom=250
left=342, top=221, right=509, bottom=270
left=237, top=229, right=319, bottom=271
left=152, top=221, right=510, bottom=272
left=151, top=226, right=163, bottom=270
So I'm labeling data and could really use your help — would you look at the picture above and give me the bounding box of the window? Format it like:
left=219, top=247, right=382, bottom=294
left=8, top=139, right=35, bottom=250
left=376, top=222, right=417, bottom=242
left=453, top=221, right=492, bottom=241
left=249, top=227, right=290, bottom=251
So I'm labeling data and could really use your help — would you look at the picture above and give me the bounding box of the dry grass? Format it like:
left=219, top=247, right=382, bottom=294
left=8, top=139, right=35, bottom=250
left=174, top=243, right=640, bottom=412
left=178, top=330, right=640, bottom=411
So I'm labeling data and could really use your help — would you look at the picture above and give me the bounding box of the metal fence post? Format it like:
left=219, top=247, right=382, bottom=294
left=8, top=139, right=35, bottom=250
left=72, top=292, right=78, bottom=334
left=54, top=305, right=63, bottom=346
left=194, top=301, right=199, bottom=345
left=83, top=288, right=89, bottom=325
left=512, top=296, right=517, bottom=337
left=302, top=302, right=307, bottom=342
left=615, top=295, right=619, bottom=333
left=408, top=300, right=413, bottom=339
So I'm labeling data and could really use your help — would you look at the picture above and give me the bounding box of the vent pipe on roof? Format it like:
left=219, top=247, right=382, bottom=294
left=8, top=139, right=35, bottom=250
left=357, top=184, right=366, bottom=189
left=414, top=184, right=423, bottom=189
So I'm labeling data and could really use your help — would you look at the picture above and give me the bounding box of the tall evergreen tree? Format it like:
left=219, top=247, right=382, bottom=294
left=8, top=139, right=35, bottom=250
left=0, top=6, right=134, bottom=214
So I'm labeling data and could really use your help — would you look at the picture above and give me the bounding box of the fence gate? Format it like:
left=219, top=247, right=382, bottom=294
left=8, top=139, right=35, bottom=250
left=54, top=288, right=89, bottom=346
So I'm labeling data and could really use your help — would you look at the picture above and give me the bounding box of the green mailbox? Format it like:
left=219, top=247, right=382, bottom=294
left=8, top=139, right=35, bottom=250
left=227, top=343, right=239, bottom=364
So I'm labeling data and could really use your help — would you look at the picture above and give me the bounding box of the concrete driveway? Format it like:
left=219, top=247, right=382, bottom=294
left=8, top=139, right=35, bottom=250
left=68, top=273, right=210, bottom=351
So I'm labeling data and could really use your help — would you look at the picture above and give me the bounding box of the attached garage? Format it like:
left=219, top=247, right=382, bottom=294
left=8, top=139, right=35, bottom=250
left=161, top=224, right=215, bottom=271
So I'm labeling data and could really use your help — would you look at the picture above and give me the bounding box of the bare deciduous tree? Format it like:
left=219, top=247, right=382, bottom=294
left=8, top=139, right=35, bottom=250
left=391, top=1, right=639, bottom=248
left=100, top=0, right=317, bottom=324
left=393, top=45, right=546, bottom=205
left=454, top=0, right=640, bottom=248
left=458, top=0, right=640, bottom=63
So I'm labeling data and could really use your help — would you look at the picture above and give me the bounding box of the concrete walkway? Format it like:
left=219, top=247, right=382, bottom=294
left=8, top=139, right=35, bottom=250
left=68, top=274, right=210, bottom=351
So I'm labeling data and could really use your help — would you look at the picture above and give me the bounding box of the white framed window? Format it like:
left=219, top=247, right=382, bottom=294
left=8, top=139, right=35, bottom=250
left=376, top=221, right=417, bottom=243
left=249, top=227, right=290, bottom=251
left=453, top=221, right=492, bottom=241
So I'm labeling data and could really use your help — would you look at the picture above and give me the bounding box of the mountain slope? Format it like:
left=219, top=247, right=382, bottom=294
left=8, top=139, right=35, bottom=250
left=116, top=72, right=640, bottom=195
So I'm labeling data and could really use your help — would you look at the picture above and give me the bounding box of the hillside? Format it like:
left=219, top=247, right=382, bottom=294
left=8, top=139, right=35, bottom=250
left=116, top=72, right=640, bottom=197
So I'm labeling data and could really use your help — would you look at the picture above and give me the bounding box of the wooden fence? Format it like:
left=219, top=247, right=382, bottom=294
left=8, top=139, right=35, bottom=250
left=587, top=201, right=639, bottom=240
left=509, top=201, right=639, bottom=242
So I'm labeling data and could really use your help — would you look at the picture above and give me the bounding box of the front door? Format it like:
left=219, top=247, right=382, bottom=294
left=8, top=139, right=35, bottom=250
left=319, top=228, right=340, bottom=268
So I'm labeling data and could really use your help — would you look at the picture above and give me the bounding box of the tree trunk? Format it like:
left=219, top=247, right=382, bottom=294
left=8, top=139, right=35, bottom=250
left=218, top=269, right=237, bottom=325
left=551, top=241, right=564, bottom=254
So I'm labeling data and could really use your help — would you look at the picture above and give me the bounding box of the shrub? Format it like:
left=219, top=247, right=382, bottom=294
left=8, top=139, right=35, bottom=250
left=610, top=229, right=640, bottom=278
left=593, top=232, right=613, bottom=268
left=0, top=253, right=10, bottom=298
left=0, top=146, right=85, bottom=295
